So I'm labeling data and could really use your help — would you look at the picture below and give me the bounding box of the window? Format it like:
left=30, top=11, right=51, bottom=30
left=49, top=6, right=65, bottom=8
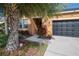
left=19, top=19, right=28, bottom=29
left=0, top=8, right=4, bottom=16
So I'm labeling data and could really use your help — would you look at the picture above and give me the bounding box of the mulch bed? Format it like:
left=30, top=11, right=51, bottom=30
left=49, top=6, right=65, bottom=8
left=0, top=41, right=47, bottom=56
left=25, top=48, right=40, bottom=56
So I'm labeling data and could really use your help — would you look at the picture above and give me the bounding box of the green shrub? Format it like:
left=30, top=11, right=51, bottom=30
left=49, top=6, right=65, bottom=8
left=0, top=33, right=8, bottom=48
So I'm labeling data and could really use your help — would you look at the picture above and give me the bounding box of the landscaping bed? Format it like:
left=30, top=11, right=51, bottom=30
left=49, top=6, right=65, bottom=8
left=0, top=31, right=47, bottom=56
left=0, top=42, right=47, bottom=56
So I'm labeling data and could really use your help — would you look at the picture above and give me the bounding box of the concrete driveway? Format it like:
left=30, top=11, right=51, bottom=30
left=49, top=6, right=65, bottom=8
left=44, top=36, right=79, bottom=56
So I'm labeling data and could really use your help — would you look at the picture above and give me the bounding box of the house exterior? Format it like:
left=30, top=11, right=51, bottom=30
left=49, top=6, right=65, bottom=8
left=52, top=9, right=79, bottom=37
left=25, top=9, right=79, bottom=37
left=0, top=8, right=79, bottom=37
left=19, top=16, right=52, bottom=37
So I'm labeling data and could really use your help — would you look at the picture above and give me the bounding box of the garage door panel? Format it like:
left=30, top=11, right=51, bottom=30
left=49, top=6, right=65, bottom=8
left=73, top=31, right=79, bottom=34
left=53, top=20, right=79, bottom=37
left=66, top=31, right=73, bottom=36
left=61, top=31, right=67, bottom=36
left=61, top=27, right=66, bottom=31
left=72, top=33, right=79, bottom=37
left=66, top=27, right=72, bottom=31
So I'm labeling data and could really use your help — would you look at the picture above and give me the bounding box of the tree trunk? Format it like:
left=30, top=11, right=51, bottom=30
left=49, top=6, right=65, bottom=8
left=5, top=4, right=19, bottom=52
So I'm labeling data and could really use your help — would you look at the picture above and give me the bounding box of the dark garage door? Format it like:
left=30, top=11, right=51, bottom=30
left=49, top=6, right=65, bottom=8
left=53, top=20, right=79, bottom=37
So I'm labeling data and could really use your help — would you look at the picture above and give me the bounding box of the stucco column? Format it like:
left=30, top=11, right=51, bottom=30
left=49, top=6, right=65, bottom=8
left=4, top=17, right=8, bottom=35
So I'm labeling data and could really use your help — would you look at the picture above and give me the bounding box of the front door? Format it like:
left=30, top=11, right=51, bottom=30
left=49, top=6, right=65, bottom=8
left=33, top=18, right=42, bottom=35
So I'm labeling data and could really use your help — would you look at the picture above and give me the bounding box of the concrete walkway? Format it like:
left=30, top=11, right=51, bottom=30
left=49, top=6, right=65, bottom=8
left=25, top=35, right=48, bottom=44
left=44, top=36, right=79, bottom=56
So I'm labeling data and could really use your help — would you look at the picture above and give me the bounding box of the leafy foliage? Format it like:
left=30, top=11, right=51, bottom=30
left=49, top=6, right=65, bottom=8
left=17, top=3, right=64, bottom=18
left=0, top=3, right=64, bottom=18
left=0, top=32, right=8, bottom=48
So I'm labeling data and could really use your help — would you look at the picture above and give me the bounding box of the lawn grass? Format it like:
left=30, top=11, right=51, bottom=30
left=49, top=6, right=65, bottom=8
left=26, top=42, right=48, bottom=56
left=39, top=44, right=47, bottom=56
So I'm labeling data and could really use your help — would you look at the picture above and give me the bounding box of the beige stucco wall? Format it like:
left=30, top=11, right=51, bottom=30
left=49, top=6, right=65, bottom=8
left=27, top=17, right=52, bottom=37
left=52, top=12, right=79, bottom=21
left=28, top=18, right=38, bottom=35
left=43, top=17, right=52, bottom=37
